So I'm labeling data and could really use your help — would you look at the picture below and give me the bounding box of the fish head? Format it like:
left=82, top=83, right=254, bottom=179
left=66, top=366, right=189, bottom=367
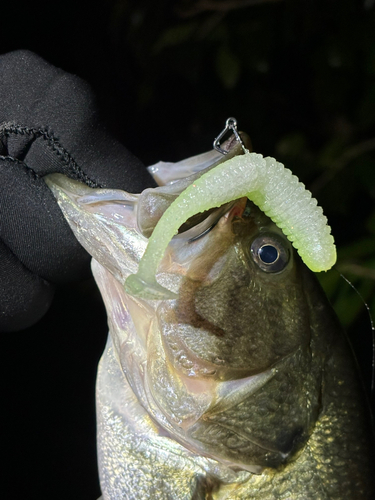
left=46, top=143, right=332, bottom=473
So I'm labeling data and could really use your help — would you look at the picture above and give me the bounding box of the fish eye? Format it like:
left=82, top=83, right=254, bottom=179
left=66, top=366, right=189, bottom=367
left=258, top=244, right=278, bottom=264
left=250, top=233, right=290, bottom=273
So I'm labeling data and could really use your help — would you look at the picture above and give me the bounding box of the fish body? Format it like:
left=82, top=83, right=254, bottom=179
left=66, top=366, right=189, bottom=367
left=46, top=143, right=375, bottom=499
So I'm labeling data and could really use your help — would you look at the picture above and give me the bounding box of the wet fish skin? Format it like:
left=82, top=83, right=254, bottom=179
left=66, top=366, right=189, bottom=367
left=92, top=238, right=374, bottom=499
left=45, top=144, right=375, bottom=499
left=211, top=268, right=375, bottom=499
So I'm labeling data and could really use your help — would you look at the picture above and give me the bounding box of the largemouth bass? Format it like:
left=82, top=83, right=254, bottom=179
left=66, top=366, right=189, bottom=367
left=46, top=138, right=374, bottom=499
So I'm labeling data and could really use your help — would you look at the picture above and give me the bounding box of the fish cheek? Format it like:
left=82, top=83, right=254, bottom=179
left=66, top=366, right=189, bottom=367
left=159, top=210, right=311, bottom=379
left=188, top=244, right=311, bottom=374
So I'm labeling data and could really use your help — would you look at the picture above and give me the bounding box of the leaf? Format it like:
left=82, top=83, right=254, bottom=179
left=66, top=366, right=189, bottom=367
left=153, top=23, right=198, bottom=53
left=216, top=44, right=241, bottom=89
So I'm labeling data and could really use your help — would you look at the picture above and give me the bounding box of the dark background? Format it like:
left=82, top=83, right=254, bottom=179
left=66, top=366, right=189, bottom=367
left=1, top=1, right=375, bottom=498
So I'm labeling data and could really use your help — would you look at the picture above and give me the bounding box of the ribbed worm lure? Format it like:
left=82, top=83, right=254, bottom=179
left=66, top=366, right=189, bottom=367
left=125, top=120, right=336, bottom=299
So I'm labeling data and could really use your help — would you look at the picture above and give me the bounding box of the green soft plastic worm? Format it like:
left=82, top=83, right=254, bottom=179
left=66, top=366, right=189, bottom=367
left=125, top=151, right=336, bottom=299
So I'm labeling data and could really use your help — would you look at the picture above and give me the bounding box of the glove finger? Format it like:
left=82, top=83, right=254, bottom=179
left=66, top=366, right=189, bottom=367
left=0, top=156, right=91, bottom=283
left=0, top=239, right=55, bottom=332
left=0, top=50, right=156, bottom=192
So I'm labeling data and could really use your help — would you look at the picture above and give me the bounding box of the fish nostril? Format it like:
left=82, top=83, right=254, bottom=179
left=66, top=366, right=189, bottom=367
left=276, top=426, right=305, bottom=456
left=0, top=134, right=8, bottom=155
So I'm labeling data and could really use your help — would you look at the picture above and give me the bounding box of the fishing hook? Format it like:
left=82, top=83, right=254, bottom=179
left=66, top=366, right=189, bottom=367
left=213, top=117, right=247, bottom=155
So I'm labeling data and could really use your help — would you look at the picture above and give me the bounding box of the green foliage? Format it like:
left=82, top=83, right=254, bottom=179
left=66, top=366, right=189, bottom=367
left=216, top=44, right=241, bottom=88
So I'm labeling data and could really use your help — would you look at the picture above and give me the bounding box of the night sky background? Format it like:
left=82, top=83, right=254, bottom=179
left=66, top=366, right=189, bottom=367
left=1, top=1, right=375, bottom=499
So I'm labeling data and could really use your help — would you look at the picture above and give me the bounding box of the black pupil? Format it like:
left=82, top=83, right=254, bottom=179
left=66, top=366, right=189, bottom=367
left=259, top=245, right=278, bottom=264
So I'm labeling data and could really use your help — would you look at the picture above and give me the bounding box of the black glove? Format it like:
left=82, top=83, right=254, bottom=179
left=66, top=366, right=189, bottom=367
left=0, top=50, right=156, bottom=332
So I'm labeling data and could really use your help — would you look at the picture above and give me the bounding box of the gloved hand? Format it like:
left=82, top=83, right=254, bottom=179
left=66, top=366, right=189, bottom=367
left=0, top=50, right=156, bottom=332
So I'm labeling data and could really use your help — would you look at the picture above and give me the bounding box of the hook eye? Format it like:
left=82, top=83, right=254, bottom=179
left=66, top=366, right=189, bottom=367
left=213, top=117, right=247, bottom=155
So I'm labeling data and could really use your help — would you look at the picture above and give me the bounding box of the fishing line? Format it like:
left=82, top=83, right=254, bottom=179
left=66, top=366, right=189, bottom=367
left=337, top=270, right=375, bottom=405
